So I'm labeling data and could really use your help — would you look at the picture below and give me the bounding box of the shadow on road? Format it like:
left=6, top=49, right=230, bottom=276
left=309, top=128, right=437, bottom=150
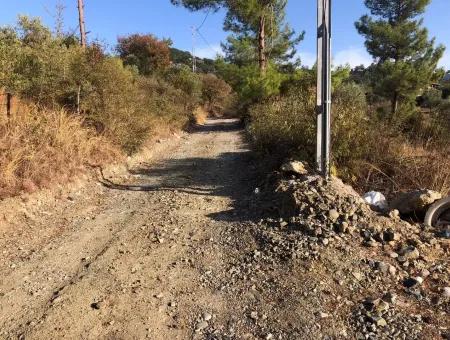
left=100, top=119, right=275, bottom=223
left=189, top=118, right=244, bottom=133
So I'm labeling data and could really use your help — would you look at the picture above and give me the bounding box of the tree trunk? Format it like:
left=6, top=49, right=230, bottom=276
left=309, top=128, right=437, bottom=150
left=77, top=0, right=86, bottom=114
left=77, top=85, right=81, bottom=114
left=77, top=0, right=87, bottom=48
left=258, top=14, right=267, bottom=74
left=391, top=91, right=399, bottom=118
left=6, top=93, right=12, bottom=118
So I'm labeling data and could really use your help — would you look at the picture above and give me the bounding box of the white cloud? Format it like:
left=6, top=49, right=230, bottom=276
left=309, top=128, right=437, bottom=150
left=333, top=47, right=373, bottom=68
left=195, top=44, right=223, bottom=59
left=298, top=52, right=316, bottom=67
left=298, top=47, right=373, bottom=68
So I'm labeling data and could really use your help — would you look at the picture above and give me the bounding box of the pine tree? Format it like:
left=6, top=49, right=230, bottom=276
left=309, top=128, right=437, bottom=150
left=355, top=0, right=444, bottom=117
left=171, top=0, right=303, bottom=74
left=77, top=0, right=86, bottom=48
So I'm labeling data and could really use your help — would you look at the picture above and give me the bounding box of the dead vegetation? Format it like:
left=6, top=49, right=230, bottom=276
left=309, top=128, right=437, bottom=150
left=0, top=17, right=234, bottom=199
left=355, top=137, right=450, bottom=197
left=192, top=107, right=209, bottom=125
left=0, top=107, right=120, bottom=198
left=248, top=82, right=450, bottom=197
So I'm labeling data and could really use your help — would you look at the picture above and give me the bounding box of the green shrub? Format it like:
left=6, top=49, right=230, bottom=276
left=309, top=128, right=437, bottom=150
left=248, top=82, right=369, bottom=170
left=0, top=16, right=203, bottom=155
left=331, top=83, right=370, bottom=168
left=164, top=66, right=202, bottom=113
left=248, top=87, right=316, bottom=162
left=421, top=88, right=443, bottom=109
left=216, top=59, right=284, bottom=107
left=240, top=64, right=284, bottom=103
left=80, top=57, right=153, bottom=153
left=0, top=17, right=85, bottom=107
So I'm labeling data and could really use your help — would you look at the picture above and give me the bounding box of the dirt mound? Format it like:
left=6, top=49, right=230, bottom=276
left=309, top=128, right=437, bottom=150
left=209, top=169, right=450, bottom=339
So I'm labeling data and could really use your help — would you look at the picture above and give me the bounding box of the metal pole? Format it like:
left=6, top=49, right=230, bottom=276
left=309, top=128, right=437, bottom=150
left=191, top=26, right=197, bottom=73
left=316, top=0, right=332, bottom=178
left=316, top=0, right=324, bottom=174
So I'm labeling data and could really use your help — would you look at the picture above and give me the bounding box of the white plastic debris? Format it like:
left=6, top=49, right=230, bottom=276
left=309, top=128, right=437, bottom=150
left=363, top=191, right=388, bottom=210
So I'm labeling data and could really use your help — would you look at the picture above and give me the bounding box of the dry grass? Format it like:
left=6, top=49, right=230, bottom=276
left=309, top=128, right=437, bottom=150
left=192, top=107, right=209, bottom=125
left=0, top=107, right=121, bottom=198
left=248, top=84, right=450, bottom=197
left=355, top=137, right=450, bottom=196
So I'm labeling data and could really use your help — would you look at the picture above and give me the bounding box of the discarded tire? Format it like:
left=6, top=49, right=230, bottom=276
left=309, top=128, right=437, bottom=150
left=424, top=196, right=450, bottom=227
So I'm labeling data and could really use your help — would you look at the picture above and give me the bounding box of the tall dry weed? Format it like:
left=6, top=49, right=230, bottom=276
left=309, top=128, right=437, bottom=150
left=248, top=83, right=450, bottom=196
left=355, top=136, right=450, bottom=196
left=0, top=107, right=121, bottom=198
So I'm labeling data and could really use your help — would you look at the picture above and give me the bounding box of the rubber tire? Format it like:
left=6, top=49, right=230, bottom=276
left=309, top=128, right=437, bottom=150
left=424, top=196, right=450, bottom=227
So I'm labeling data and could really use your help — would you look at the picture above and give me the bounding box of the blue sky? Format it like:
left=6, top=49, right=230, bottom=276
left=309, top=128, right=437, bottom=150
left=1, top=0, right=449, bottom=69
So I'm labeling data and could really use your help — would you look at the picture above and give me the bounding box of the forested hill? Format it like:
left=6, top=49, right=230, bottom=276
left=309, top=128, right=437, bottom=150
left=170, top=47, right=216, bottom=73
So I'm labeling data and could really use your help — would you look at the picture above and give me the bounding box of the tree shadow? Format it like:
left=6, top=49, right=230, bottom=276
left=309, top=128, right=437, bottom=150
left=99, top=119, right=275, bottom=223
left=188, top=118, right=244, bottom=133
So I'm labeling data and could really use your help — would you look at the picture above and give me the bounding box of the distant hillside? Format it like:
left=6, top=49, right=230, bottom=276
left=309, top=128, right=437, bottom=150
left=170, top=47, right=216, bottom=74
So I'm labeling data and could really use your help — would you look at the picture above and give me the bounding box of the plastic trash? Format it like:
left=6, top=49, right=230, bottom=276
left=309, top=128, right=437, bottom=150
left=363, top=191, right=388, bottom=210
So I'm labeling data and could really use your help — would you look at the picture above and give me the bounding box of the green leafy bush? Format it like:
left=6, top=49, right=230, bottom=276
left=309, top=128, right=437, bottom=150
left=248, top=83, right=369, bottom=168
left=216, top=60, right=284, bottom=106
left=0, top=16, right=206, bottom=154
left=0, top=16, right=227, bottom=198
left=164, top=65, right=202, bottom=113
left=0, top=17, right=84, bottom=107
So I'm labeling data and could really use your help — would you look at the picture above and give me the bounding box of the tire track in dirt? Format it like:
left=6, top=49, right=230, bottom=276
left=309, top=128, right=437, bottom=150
left=0, top=118, right=253, bottom=340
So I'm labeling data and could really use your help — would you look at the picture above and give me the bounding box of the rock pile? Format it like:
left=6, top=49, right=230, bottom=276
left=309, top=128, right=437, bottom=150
left=201, top=160, right=449, bottom=339
left=390, top=189, right=442, bottom=215
left=246, top=161, right=450, bottom=338
left=352, top=294, right=425, bottom=339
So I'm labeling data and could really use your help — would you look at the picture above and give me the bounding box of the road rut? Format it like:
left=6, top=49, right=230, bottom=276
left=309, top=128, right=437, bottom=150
left=0, top=118, right=254, bottom=339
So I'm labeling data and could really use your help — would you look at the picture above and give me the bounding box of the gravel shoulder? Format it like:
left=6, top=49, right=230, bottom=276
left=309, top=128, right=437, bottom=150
left=0, top=118, right=448, bottom=340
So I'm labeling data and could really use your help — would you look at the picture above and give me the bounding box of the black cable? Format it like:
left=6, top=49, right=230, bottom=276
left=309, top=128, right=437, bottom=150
left=197, top=9, right=210, bottom=31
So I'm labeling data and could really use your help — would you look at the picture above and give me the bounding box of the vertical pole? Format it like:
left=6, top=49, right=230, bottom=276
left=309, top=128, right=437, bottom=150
left=6, top=93, right=12, bottom=118
left=77, top=0, right=87, bottom=48
left=324, top=0, right=332, bottom=178
left=77, top=0, right=86, bottom=114
left=316, top=0, right=324, bottom=174
left=191, top=26, right=197, bottom=73
left=316, top=0, right=332, bottom=178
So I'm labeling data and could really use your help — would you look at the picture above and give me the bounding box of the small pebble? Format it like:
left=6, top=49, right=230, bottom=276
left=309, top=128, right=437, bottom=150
left=195, top=321, right=208, bottom=332
left=443, top=287, right=450, bottom=298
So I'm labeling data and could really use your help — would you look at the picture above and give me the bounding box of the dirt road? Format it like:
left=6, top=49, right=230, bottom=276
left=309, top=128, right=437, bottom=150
left=1, top=119, right=448, bottom=340
left=0, top=119, right=259, bottom=339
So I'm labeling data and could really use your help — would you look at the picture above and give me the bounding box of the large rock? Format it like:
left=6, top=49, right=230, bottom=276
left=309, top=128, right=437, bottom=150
left=281, top=161, right=308, bottom=176
left=390, top=189, right=441, bottom=215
